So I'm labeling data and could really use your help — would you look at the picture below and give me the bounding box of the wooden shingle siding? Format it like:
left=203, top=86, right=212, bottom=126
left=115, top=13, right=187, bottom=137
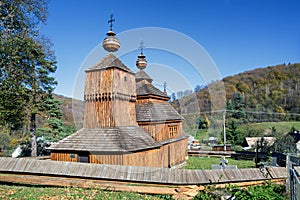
left=84, top=67, right=137, bottom=128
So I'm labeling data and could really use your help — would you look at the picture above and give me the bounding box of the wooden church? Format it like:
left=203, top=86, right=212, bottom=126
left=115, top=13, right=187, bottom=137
left=49, top=16, right=188, bottom=168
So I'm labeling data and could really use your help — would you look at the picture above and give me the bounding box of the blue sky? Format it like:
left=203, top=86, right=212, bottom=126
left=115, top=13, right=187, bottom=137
left=40, top=0, right=300, bottom=98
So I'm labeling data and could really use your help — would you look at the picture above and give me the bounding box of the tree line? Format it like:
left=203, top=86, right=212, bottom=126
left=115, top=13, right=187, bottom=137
left=0, top=0, right=75, bottom=156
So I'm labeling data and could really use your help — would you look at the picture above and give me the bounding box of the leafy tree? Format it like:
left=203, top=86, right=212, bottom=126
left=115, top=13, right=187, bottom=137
left=197, top=115, right=210, bottom=129
left=0, top=0, right=57, bottom=156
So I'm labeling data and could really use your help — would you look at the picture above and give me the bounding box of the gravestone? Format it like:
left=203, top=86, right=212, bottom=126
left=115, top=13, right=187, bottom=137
left=211, top=156, right=238, bottom=170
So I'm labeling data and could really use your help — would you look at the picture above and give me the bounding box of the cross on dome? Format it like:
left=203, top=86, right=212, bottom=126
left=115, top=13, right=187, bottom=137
left=102, top=13, right=120, bottom=52
left=136, top=40, right=147, bottom=70
left=108, top=13, right=115, bottom=31
left=139, top=40, right=145, bottom=54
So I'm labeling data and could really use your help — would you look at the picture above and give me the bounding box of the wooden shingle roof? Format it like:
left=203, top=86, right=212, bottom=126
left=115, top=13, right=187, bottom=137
left=136, top=102, right=183, bottom=122
left=136, top=82, right=169, bottom=98
left=86, top=53, right=134, bottom=74
left=48, top=127, right=161, bottom=152
left=135, top=70, right=153, bottom=82
left=243, top=137, right=276, bottom=148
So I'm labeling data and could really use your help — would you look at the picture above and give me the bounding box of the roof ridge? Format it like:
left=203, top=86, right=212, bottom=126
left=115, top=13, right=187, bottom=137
left=86, top=53, right=133, bottom=74
left=135, top=70, right=153, bottom=82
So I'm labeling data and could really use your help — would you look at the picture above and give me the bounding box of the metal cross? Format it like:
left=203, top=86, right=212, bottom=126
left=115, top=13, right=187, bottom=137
left=163, top=81, right=167, bottom=93
left=108, top=13, right=115, bottom=31
left=139, top=40, right=145, bottom=53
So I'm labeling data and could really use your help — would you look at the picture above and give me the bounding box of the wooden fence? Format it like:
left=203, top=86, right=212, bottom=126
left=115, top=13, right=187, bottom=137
left=0, top=157, right=288, bottom=199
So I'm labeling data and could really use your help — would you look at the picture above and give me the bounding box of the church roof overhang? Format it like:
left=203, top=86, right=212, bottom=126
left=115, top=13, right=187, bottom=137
left=48, top=127, right=161, bottom=153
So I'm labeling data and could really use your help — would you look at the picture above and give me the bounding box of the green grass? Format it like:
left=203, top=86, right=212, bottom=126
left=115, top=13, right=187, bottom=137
left=183, top=156, right=255, bottom=170
left=0, top=184, right=168, bottom=200
left=239, top=121, right=300, bottom=135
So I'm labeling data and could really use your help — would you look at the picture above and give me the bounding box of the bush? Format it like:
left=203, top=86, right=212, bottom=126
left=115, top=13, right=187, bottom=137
left=193, top=182, right=287, bottom=200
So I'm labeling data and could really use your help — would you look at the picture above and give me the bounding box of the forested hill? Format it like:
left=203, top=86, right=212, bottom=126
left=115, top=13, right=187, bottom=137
left=176, top=63, right=300, bottom=122
left=52, top=94, right=85, bottom=127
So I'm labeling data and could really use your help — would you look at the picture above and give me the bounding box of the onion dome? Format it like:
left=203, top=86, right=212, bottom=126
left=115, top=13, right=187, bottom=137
left=136, top=41, right=147, bottom=70
left=136, top=52, right=147, bottom=70
left=102, top=14, right=120, bottom=52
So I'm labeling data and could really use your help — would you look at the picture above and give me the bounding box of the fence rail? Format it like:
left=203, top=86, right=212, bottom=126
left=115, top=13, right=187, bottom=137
left=290, top=167, right=300, bottom=200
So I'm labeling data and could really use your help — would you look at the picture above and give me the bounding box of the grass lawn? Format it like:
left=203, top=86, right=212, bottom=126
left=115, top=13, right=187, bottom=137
left=183, top=156, right=256, bottom=170
left=0, top=184, right=167, bottom=200
left=239, top=121, right=300, bottom=135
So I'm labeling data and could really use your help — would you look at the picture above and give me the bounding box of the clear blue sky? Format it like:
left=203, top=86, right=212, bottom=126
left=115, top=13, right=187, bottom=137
left=40, top=0, right=300, bottom=98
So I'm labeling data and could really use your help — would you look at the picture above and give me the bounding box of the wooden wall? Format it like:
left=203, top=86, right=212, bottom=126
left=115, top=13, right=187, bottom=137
left=51, top=138, right=188, bottom=168
left=139, top=122, right=183, bottom=142
left=51, top=152, right=77, bottom=162
left=84, top=68, right=137, bottom=128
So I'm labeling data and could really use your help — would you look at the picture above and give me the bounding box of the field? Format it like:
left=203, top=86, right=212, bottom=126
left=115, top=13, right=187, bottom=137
left=183, top=156, right=255, bottom=170
left=0, top=184, right=168, bottom=200
left=239, top=121, right=300, bottom=135
left=186, top=121, right=300, bottom=143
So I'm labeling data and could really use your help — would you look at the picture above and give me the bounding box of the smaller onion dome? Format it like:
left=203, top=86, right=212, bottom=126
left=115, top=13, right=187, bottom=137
left=136, top=52, right=147, bottom=70
left=136, top=40, right=147, bottom=70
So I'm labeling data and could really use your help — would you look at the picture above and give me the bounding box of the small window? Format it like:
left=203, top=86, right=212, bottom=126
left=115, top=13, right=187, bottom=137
left=168, top=126, right=178, bottom=137
left=124, top=76, right=127, bottom=81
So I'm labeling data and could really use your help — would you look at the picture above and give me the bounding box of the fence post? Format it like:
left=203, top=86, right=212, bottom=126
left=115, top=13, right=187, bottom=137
left=290, top=168, right=294, bottom=200
left=286, top=154, right=291, bottom=198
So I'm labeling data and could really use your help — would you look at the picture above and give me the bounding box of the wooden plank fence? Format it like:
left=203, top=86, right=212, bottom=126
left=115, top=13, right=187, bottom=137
left=0, top=157, right=288, bottom=199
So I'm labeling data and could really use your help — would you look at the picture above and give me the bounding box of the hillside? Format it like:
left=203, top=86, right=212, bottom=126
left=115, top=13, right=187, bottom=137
left=53, top=94, right=85, bottom=129
left=175, top=63, right=300, bottom=121
left=223, top=63, right=300, bottom=115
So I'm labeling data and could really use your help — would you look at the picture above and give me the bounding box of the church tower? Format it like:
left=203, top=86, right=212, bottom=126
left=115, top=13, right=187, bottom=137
left=84, top=14, right=137, bottom=128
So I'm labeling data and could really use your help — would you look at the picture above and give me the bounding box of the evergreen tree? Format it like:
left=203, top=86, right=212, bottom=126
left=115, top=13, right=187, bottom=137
left=169, top=92, right=176, bottom=102
left=232, top=92, right=246, bottom=119
left=37, top=95, right=65, bottom=141
left=227, top=120, right=242, bottom=147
